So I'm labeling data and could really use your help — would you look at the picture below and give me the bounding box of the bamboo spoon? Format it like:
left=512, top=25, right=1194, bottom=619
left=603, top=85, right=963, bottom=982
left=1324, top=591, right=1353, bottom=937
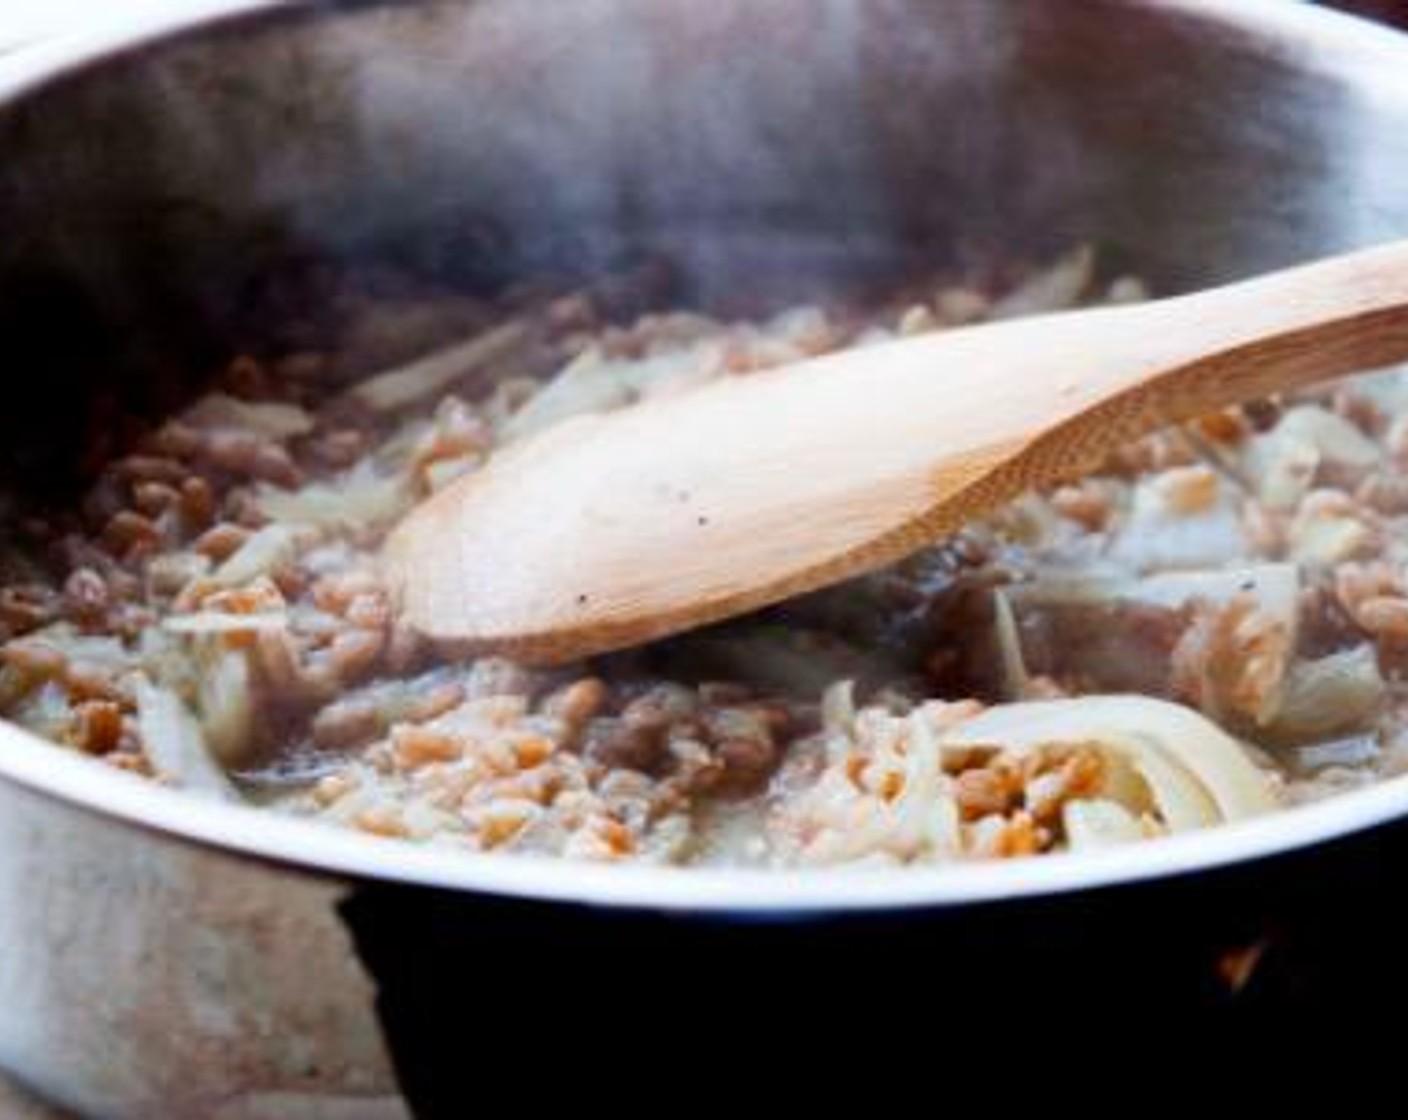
left=384, top=240, right=1408, bottom=664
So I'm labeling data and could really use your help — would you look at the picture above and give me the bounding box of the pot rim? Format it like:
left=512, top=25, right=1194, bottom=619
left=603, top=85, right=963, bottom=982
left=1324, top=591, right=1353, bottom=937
left=4, top=0, right=1408, bottom=914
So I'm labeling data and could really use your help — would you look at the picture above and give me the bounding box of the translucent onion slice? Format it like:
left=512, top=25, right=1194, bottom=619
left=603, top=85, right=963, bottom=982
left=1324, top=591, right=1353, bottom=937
left=254, top=462, right=412, bottom=533
left=192, top=642, right=257, bottom=768
left=991, top=590, right=1028, bottom=700
left=1244, top=405, right=1379, bottom=510
left=162, top=611, right=289, bottom=635
left=1292, top=734, right=1379, bottom=774
left=503, top=340, right=720, bottom=442
left=345, top=319, right=530, bottom=413
left=1062, top=799, right=1146, bottom=851
left=1126, top=564, right=1300, bottom=617
left=211, top=523, right=310, bottom=587
left=1108, top=474, right=1249, bottom=571
left=183, top=393, right=314, bottom=439
left=135, top=677, right=238, bottom=800
left=990, top=245, right=1094, bottom=319
left=821, top=679, right=858, bottom=737
left=1004, top=563, right=1298, bottom=615
left=1263, top=645, right=1385, bottom=745
left=897, top=711, right=961, bottom=858
left=941, top=696, right=1277, bottom=828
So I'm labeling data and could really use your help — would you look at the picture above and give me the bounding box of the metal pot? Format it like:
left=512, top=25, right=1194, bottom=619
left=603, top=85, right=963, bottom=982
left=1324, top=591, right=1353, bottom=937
left=3, top=1, right=1408, bottom=1114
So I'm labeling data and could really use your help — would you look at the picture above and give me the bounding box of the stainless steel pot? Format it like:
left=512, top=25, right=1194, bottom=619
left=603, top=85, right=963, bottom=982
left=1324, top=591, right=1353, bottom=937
left=3, top=1, right=1408, bottom=1114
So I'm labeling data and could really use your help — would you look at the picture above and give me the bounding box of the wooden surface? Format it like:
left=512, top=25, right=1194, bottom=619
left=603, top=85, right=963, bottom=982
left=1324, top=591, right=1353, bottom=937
left=388, top=238, right=1408, bottom=663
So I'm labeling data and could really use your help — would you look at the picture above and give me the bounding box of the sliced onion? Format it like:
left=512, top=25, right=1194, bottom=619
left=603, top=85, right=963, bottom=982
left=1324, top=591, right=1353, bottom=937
left=254, top=462, right=411, bottom=532
left=345, top=319, right=530, bottom=413
left=1291, top=733, right=1380, bottom=774
left=941, top=695, right=1277, bottom=828
left=192, top=642, right=257, bottom=768
left=1272, top=406, right=1379, bottom=468
left=898, top=711, right=961, bottom=858
left=990, top=245, right=1095, bottom=319
left=1264, top=645, right=1385, bottom=744
left=135, top=677, right=238, bottom=800
left=502, top=340, right=719, bottom=442
left=163, top=611, right=289, bottom=635
left=1346, top=364, right=1408, bottom=415
left=14, top=625, right=134, bottom=671
left=183, top=393, right=314, bottom=439
left=991, top=590, right=1029, bottom=700
left=211, top=523, right=309, bottom=586
left=1128, top=564, right=1299, bottom=615
left=1062, top=798, right=1146, bottom=851
left=1108, top=474, right=1249, bottom=571
left=821, top=679, right=857, bottom=737
left=1244, top=405, right=1379, bottom=510
left=1287, top=506, right=1373, bottom=567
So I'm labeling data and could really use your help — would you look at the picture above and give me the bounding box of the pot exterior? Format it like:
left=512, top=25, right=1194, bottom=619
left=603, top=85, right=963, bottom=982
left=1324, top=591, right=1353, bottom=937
left=0, top=775, right=405, bottom=1119
left=344, top=816, right=1408, bottom=1114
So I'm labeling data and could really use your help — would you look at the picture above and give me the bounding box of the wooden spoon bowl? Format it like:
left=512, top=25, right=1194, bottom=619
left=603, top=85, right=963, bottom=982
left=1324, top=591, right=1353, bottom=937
left=385, top=240, right=1408, bottom=663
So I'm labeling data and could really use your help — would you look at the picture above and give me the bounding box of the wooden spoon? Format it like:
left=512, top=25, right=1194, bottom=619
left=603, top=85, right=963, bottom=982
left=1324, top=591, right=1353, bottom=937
left=385, top=240, right=1408, bottom=664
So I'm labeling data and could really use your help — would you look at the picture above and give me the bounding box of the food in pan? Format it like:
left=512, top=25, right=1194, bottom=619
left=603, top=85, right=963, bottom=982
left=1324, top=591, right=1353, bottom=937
left=4, top=246, right=1404, bottom=867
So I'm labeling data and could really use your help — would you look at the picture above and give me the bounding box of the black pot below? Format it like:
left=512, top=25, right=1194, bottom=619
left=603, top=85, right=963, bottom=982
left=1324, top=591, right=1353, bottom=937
left=343, top=813, right=1405, bottom=1115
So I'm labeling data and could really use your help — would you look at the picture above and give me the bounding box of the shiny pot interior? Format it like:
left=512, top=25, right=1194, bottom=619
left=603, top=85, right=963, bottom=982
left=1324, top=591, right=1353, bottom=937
left=3, top=0, right=1408, bottom=915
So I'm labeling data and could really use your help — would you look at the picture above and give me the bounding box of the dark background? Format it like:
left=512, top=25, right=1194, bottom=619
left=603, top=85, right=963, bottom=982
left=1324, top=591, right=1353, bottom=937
left=1328, top=0, right=1408, bottom=27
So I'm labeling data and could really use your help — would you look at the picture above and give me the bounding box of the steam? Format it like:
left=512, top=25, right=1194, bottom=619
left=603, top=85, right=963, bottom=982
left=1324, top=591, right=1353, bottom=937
left=2, top=0, right=1403, bottom=464
left=80, top=0, right=1037, bottom=309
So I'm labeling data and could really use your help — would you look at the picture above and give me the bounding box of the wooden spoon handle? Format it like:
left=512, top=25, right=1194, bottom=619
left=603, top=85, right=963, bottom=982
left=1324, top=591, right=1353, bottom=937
left=1004, top=239, right=1408, bottom=505
left=1101, top=239, right=1408, bottom=426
